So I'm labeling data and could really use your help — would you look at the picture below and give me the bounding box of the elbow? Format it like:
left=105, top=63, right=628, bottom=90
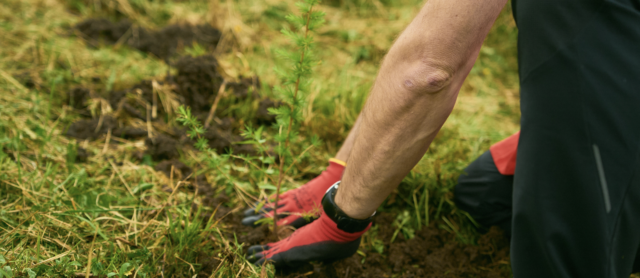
left=400, top=62, right=455, bottom=95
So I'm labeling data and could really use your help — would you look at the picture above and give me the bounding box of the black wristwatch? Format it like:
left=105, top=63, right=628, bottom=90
left=322, top=181, right=375, bottom=233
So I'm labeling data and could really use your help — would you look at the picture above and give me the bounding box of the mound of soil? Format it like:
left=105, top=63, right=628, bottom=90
left=174, top=55, right=224, bottom=114
left=256, top=98, right=282, bottom=125
left=74, top=18, right=221, bottom=60
left=154, top=159, right=193, bottom=180
left=66, top=116, right=117, bottom=140
left=113, top=127, right=148, bottom=139
left=144, top=135, right=179, bottom=161
left=228, top=75, right=261, bottom=99
left=75, top=147, right=90, bottom=163
left=74, top=18, right=131, bottom=45
left=68, top=87, right=92, bottom=110
left=65, top=51, right=278, bottom=161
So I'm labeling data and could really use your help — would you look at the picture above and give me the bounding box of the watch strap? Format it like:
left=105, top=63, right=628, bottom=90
left=322, top=182, right=374, bottom=233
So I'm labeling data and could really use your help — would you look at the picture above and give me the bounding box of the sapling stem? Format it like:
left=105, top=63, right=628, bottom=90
left=273, top=3, right=316, bottom=237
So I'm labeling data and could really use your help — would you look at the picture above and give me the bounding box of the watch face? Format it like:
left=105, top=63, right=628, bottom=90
left=337, top=217, right=349, bottom=229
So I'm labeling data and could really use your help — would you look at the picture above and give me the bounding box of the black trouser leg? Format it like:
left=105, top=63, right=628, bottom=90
left=455, top=149, right=640, bottom=274
left=454, top=150, right=514, bottom=237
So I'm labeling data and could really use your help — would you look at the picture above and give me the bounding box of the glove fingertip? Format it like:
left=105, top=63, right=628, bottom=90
left=253, top=257, right=266, bottom=266
left=290, top=216, right=315, bottom=228
left=243, top=207, right=257, bottom=216
left=247, top=244, right=270, bottom=254
left=241, top=215, right=264, bottom=227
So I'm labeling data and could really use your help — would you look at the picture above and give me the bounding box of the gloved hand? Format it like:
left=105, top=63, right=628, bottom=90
left=246, top=211, right=370, bottom=267
left=242, top=159, right=345, bottom=228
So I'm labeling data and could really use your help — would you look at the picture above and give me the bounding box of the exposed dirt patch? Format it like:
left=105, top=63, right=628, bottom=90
left=113, top=127, right=148, bottom=139
left=76, top=147, right=90, bottom=163
left=174, top=55, right=224, bottom=115
left=144, top=135, right=179, bottom=161
left=66, top=116, right=117, bottom=140
left=74, top=18, right=221, bottom=60
left=256, top=98, right=282, bottom=125
left=154, top=159, right=193, bottom=180
left=65, top=50, right=277, bottom=159
left=68, top=87, right=92, bottom=111
left=227, top=75, right=261, bottom=100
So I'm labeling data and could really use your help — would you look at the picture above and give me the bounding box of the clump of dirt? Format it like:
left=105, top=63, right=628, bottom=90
left=66, top=116, right=117, bottom=140
left=113, top=127, right=147, bottom=139
left=68, top=87, right=94, bottom=117
left=174, top=55, right=223, bottom=115
left=108, top=80, right=164, bottom=120
left=154, top=159, right=193, bottom=180
left=65, top=51, right=275, bottom=159
left=266, top=212, right=511, bottom=278
left=74, top=18, right=221, bottom=60
left=76, top=147, right=90, bottom=163
left=256, top=98, right=282, bottom=125
left=74, top=18, right=131, bottom=45
left=68, top=87, right=91, bottom=110
left=203, top=127, right=255, bottom=155
left=227, top=76, right=261, bottom=100
left=144, top=135, right=179, bottom=161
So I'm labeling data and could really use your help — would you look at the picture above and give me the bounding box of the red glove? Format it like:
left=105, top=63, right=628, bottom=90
left=242, top=159, right=345, bottom=228
left=246, top=211, right=369, bottom=266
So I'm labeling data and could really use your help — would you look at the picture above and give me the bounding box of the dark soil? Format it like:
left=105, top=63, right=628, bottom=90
left=154, top=159, right=193, bottom=180
left=66, top=116, right=117, bottom=140
left=228, top=75, right=261, bottom=99
left=74, top=18, right=221, bottom=60
left=113, top=127, right=147, bottom=139
left=65, top=51, right=277, bottom=158
left=174, top=55, right=224, bottom=115
left=68, top=87, right=92, bottom=110
left=76, top=147, right=89, bottom=163
left=144, top=135, right=179, bottom=161
left=67, top=16, right=281, bottom=144
left=256, top=98, right=282, bottom=125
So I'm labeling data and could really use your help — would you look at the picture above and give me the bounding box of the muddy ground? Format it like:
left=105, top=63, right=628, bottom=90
left=65, top=52, right=273, bottom=158
left=74, top=18, right=222, bottom=60
left=62, top=18, right=511, bottom=278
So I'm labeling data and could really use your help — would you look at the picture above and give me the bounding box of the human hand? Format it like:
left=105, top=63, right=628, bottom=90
left=242, top=160, right=345, bottom=228
left=246, top=211, right=369, bottom=267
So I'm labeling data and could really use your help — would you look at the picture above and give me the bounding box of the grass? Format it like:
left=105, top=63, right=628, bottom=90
left=0, top=0, right=523, bottom=276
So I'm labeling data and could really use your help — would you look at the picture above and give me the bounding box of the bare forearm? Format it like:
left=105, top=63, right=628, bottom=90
left=334, top=115, right=362, bottom=162
left=336, top=0, right=508, bottom=218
